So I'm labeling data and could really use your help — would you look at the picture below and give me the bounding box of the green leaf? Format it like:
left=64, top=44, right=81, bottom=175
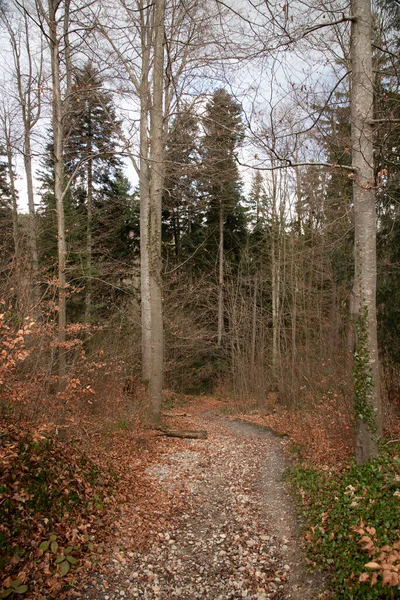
left=39, top=541, right=50, bottom=551
left=88, top=542, right=94, bottom=552
left=65, top=546, right=74, bottom=554
left=67, top=555, right=77, bottom=565
left=60, top=560, right=70, bottom=577
left=55, top=555, right=65, bottom=564
left=14, top=586, right=28, bottom=595
left=50, top=534, right=57, bottom=542
left=51, top=541, right=59, bottom=554
left=83, top=534, right=89, bottom=542
left=0, top=590, right=13, bottom=599
left=11, top=580, right=22, bottom=589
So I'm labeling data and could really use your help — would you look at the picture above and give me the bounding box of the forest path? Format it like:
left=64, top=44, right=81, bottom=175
left=73, top=406, right=328, bottom=600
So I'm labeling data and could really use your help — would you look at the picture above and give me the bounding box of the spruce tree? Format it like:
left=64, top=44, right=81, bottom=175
left=38, top=63, right=123, bottom=322
left=162, top=104, right=201, bottom=266
left=201, top=89, right=246, bottom=346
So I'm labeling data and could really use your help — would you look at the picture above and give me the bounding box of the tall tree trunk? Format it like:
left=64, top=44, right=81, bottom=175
left=351, top=0, right=382, bottom=463
left=271, top=174, right=280, bottom=378
left=5, top=139, right=20, bottom=303
left=217, top=203, right=224, bottom=347
left=24, top=134, right=40, bottom=314
left=85, top=153, right=93, bottom=324
left=48, top=0, right=67, bottom=383
left=140, top=17, right=152, bottom=384
left=148, top=0, right=165, bottom=424
left=250, top=274, right=258, bottom=382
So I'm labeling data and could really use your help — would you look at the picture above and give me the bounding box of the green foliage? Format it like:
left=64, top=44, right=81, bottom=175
left=0, top=422, right=107, bottom=591
left=353, top=306, right=376, bottom=432
left=286, top=445, right=400, bottom=598
left=0, top=578, right=28, bottom=598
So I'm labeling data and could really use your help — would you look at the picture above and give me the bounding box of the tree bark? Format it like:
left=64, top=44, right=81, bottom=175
left=139, top=10, right=152, bottom=384
left=351, top=0, right=382, bottom=463
left=148, top=0, right=165, bottom=425
left=5, top=137, right=20, bottom=298
left=24, top=134, right=40, bottom=314
left=48, top=0, right=67, bottom=383
left=85, top=149, right=93, bottom=324
left=217, top=202, right=224, bottom=347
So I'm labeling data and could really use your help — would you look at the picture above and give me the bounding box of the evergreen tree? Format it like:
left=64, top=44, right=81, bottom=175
left=201, top=89, right=246, bottom=346
left=0, top=146, right=12, bottom=241
left=162, top=104, right=201, bottom=265
left=201, top=88, right=246, bottom=265
left=38, top=63, right=124, bottom=321
left=0, top=147, right=14, bottom=299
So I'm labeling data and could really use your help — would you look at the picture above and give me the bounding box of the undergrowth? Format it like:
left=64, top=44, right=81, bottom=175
left=286, top=444, right=400, bottom=599
left=0, top=420, right=113, bottom=598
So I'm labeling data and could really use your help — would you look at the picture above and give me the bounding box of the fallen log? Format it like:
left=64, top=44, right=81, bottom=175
left=162, top=412, right=191, bottom=418
left=157, top=429, right=208, bottom=439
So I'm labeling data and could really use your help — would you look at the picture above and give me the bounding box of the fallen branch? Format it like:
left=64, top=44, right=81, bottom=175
left=157, top=429, right=208, bottom=439
left=162, top=412, right=191, bottom=417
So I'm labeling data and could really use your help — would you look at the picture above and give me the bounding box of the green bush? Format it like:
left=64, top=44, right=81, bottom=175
left=286, top=445, right=400, bottom=599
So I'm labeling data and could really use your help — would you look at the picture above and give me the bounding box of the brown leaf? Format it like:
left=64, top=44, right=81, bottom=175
left=364, top=562, right=381, bottom=570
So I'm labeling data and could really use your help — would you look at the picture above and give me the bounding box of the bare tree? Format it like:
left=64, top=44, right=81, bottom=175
left=350, top=0, right=382, bottom=463
left=1, top=7, right=44, bottom=315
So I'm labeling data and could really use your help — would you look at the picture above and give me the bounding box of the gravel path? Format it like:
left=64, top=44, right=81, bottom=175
left=74, top=411, right=327, bottom=600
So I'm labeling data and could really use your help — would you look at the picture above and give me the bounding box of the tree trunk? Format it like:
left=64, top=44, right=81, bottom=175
left=271, top=174, right=281, bottom=378
left=24, top=134, right=41, bottom=315
left=351, top=0, right=382, bottom=463
left=85, top=153, right=93, bottom=324
left=250, top=274, right=258, bottom=382
left=5, top=139, right=20, bottom=302
left=139, top=18, right=152, bottom=384
left=48, top=0, right=67, bottom=383
left=217, top=203, right=224, bottom=347
left=148, top=0, right=165, bottom=425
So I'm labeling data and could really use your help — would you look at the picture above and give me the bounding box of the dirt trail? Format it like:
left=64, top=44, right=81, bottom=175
left=74, top=409, right=327, bottom=600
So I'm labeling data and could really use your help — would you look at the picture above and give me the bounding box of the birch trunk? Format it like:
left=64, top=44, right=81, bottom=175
left=351, top=0, right=382, bottom=463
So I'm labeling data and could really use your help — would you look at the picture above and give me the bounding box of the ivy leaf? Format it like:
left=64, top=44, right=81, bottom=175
left=51, top=541, right=58, bottom=554
left=0, top=590, right=13, bottom=599
left=67, top=555, right=78, bottom=565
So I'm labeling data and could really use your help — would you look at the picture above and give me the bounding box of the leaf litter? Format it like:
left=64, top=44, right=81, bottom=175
left=68, top=399, right=329, bottom=600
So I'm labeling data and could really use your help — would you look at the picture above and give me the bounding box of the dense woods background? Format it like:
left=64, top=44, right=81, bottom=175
left=1, top=0, right=400, bottom=598
left=0, top=0, right=399, bottom=457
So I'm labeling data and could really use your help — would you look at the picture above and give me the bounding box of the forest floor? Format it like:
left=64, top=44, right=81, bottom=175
left=67, top=397, right=329, bottom=600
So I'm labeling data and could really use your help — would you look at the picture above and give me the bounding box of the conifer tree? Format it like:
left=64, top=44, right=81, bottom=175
left=163, top=104, right=200, bottom=266
left=201, top=89, right=246, bottom=346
